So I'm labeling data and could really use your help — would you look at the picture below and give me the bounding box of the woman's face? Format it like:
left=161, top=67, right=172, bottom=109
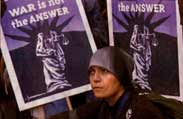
left=89, top=66, right=124, bottom=100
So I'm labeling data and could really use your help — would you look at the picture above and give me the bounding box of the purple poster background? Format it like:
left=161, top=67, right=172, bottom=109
left=113, top=0, right=177, bottom=37
left=2, top=0, right=85, bottom=51
left=111, top=0, right=179, bottom=96
left=1, top=0, right=94, bottom=110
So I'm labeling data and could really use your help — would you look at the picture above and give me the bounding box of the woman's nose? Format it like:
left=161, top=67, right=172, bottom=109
left=92, top=72, right=101, bottom=82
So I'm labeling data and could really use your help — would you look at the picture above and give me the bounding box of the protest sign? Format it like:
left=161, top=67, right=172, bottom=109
left=1, top=0, right=97, bottom=110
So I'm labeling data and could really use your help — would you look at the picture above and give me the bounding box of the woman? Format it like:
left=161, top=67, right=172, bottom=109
left=76, top=46, right=165, bottom=119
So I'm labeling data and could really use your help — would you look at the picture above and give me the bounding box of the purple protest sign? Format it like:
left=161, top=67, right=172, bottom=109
left=107, top=0, right=183, bottom=100
left=1, top=0, right=97, bottom=110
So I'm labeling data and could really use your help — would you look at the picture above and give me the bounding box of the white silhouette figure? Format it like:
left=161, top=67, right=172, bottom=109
left=130, top=25, right=158, bottom=91
left=36, top=31, right=71, bottom=93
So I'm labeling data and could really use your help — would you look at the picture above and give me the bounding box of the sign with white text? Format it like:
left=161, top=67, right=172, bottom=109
left=1, top=0, right=97, bottom=110
left=107, top=0, right=183, bottom=100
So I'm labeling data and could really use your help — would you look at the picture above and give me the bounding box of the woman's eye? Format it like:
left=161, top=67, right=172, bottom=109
left=89, top=69, right=95, bottom=76
left=101, top=68, right=109, bottom=73
left=90, top=71, right=94, bottom=75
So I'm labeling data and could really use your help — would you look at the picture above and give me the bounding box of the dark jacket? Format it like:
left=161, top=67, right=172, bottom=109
left=76, top=91, right=166, bottom=119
